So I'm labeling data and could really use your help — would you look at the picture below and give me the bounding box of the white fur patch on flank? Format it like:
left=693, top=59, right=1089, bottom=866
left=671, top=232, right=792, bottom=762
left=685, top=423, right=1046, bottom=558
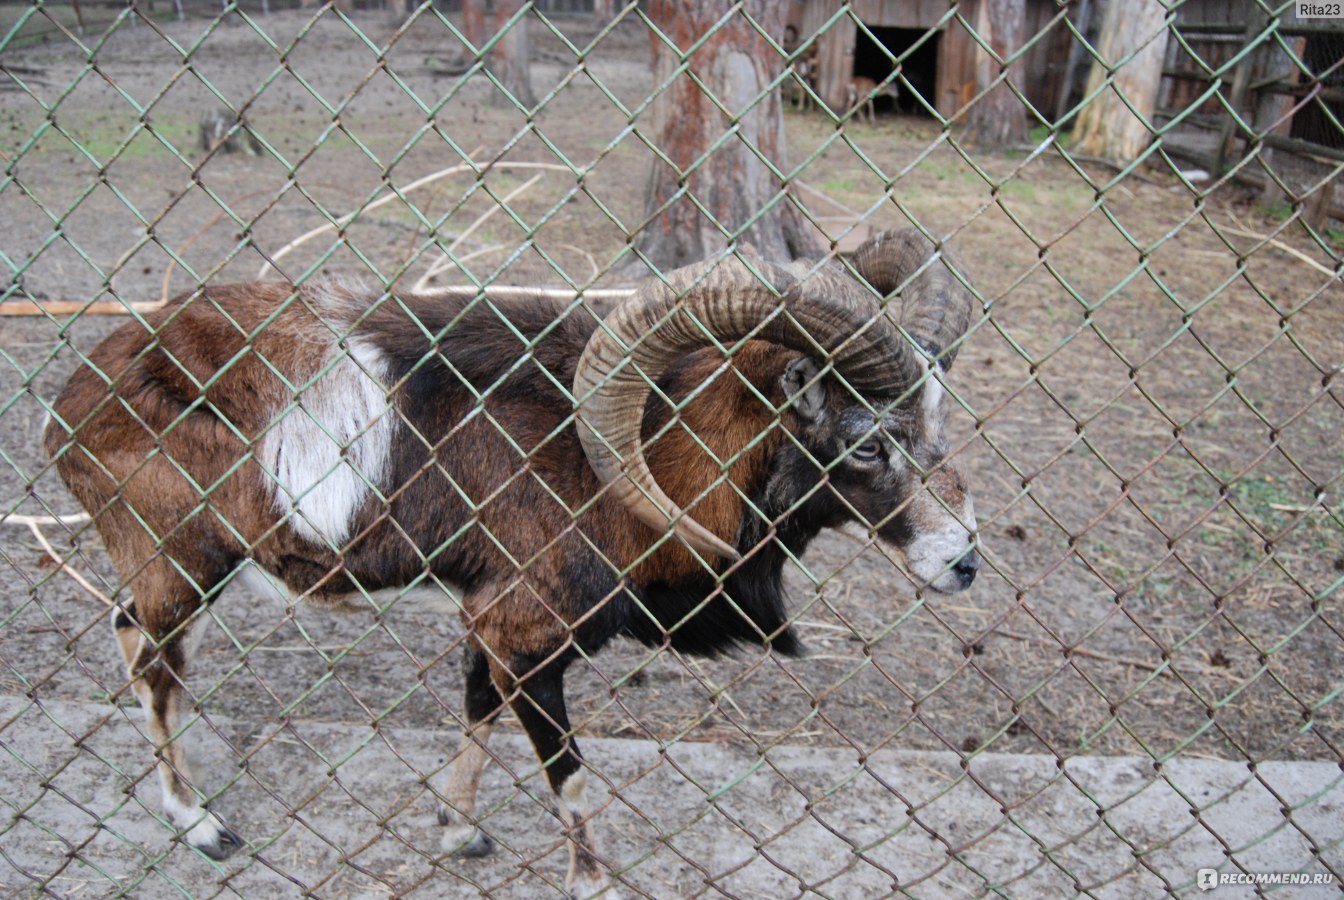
left=259, top=288, right=395, bottom=548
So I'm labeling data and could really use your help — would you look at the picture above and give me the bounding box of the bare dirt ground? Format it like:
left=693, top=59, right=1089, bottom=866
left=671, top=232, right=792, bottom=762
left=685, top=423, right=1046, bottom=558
left=1, top=6, right=1342, bottom=898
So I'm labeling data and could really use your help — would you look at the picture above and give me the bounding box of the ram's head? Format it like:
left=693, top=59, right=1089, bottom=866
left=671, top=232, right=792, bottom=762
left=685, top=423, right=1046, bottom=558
left=575, top=227, right=981, bottom=592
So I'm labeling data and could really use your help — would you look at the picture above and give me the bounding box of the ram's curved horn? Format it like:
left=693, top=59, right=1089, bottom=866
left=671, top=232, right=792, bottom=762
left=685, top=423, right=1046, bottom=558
left=573, top=255, right=923, bottom=561
left=847, top=227, right=977, bottom=374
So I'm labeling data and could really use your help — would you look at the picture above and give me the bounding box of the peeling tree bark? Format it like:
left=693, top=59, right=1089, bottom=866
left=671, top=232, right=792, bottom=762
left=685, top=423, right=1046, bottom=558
left=631, top=0, right=822, bottom=273
left=1073, top=0, right=1172, bottom=163
left=961, top=0, right=1029, bottom=149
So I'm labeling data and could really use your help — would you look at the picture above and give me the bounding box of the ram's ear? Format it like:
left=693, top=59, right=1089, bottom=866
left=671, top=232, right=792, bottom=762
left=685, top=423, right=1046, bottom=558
left=780, top=357, right=828, bottom=422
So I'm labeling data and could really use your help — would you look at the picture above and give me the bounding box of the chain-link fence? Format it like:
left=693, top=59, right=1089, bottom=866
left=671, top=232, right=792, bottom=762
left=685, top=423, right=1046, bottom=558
left=2, top=0, right=1341, bottom=896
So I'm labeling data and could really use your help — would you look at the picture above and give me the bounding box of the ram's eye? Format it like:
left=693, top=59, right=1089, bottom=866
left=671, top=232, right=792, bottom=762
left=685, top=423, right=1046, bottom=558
left=850, top=439, right=883, bottom=461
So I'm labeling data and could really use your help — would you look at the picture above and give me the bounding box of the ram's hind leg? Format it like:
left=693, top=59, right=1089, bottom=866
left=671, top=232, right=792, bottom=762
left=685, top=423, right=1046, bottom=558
left=113, top=556, right=241, bottom=859
left=439, top=644, right=504, bottom=857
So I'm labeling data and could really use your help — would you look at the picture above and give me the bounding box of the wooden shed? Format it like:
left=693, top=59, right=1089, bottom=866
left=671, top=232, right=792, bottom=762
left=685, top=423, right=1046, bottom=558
left=797, top=0, right=1082, bottom=123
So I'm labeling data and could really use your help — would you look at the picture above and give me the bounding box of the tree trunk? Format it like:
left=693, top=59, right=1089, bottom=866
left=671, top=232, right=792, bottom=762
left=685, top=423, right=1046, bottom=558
left=631, top=0, right=822, bottom=274
left=491, top=0, right=534, bottom=108
left=462, top=1, right=487, bottom=49
left=462, top=0, right=534, bottom=108
left=961, top=0, right=1029, bottom=148
left=1073, top=0, right=1172, bottom=163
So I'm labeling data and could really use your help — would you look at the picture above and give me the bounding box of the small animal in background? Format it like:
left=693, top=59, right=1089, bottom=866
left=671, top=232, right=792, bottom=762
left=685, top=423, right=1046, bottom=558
left=847, top=75, right=900, bottom=126
left=788, top=48, right=819, bottom=112
left=199, top=109, right=262, bottom=156
left=780, top=24, right=818, bottom=113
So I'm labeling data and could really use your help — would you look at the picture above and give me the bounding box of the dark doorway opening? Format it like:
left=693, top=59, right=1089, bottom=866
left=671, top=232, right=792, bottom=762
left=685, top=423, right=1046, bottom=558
left=1290, top=32, right=1344, bottom=151
left=853, top=25, right=940, bottom=118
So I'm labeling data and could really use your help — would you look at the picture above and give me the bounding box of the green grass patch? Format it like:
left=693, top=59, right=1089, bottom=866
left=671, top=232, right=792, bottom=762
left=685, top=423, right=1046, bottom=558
left=1262, top=201, right=1294, bottom=222
left=999, top=177, right=1089, bottom=210
left=1028, top=124, right=1070, bottom=147
left=50, top=115, right=200, bottom=168
left=814, top=176, right=858, bottom=196
left=0, top=3, right=173, bottom=51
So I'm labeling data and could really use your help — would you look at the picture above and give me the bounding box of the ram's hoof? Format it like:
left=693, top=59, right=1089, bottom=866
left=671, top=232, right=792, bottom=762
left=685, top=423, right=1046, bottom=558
left=568, top=874, right=623, bottom=899
left=441, top=823, right=495, bottom=858
left=190, top=824, right=243, bottom=860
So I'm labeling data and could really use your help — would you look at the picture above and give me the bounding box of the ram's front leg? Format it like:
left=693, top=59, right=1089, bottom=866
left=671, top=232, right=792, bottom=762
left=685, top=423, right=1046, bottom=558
left=506, top=656, right=617, bottom=899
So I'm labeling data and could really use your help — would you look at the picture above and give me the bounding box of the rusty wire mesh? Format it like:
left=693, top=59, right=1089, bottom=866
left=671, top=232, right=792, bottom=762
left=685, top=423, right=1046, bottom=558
left=1, top=0, right=1342, bottom=896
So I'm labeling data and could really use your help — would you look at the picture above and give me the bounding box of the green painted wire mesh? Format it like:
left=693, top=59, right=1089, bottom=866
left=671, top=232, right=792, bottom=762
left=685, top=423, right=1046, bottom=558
left=0, top=0, right=1340, bottom=896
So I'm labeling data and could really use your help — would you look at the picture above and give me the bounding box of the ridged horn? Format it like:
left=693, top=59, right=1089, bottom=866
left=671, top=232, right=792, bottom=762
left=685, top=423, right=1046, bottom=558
left=573, top=254, right=924, bottom=561
left=847, top=227, right=976, bottom=373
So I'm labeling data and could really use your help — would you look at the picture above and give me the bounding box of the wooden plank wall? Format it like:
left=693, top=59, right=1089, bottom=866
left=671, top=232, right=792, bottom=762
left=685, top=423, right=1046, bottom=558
left=798, top=0, right=1076, bottom=123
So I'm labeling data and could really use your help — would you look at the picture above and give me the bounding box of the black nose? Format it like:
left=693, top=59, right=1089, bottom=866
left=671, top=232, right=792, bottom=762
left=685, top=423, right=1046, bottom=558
left=953, top=549, right=981, bottom=588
